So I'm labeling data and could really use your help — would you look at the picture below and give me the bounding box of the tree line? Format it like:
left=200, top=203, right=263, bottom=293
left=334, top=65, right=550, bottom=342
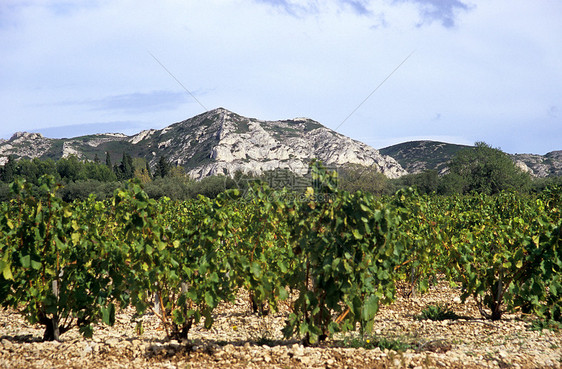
left=0, top=142, right=560, bottom=201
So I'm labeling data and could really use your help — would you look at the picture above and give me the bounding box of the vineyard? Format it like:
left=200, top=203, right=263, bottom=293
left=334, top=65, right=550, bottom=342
left=0, top=162, right=561, bottom=367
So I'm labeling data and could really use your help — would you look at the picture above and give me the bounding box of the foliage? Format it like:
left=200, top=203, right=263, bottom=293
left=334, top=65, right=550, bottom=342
left=340, top=334, right=413, bottom=351
left=528, top=318, right=562, bottom=332
left=444, top=142, right=532, bottom=195
left=114, top=153, right=135, bottom=180
left=0, top=155, right=16, bottom=183
left=1, top=160, right=561, bottom=345
left=283, top=162, right=403, bottom=344
left=0, top=176, right=126, bottom=340
left=444, top=192, right=562, bottom=320
left=415, top=304, right=459, bottom=321
left=57, top=180, right=120, bottom=202
left=396, top=170, right=440, bottom=195
left=228, top=183, right=294, bottom=316
left=113, top=183, right=244, bottom=339
left=154, top=156, right=171, bottom=178
left=143, top=177, right=194, bottom=200
left=189, top=175, right=235, bottom=198
left=338, top=164, right=391, bottom=195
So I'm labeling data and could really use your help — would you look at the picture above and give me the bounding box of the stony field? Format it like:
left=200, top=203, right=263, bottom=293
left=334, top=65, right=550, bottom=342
left=1, top=280, right=560, bottom=369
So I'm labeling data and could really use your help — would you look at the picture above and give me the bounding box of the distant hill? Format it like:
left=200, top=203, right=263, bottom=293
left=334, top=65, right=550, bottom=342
left=2, top=110, right=560, bottom=179
left=380, top=140, right=562, bottom=178
left=0, top=108, right=406, bottom=179
left=380, top=141, right=472, bottom=175
left=511, top=151, right=562, bottom=178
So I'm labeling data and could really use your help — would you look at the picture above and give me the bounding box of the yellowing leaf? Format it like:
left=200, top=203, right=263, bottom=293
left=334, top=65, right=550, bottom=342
left=0, top=261, right=13, bottom=280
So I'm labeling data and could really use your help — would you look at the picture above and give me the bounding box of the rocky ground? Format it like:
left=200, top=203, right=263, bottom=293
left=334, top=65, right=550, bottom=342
left=1, top=281, right=560, bottom=369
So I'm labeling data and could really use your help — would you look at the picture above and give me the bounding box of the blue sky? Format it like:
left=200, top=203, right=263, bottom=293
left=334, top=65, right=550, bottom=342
left=1, top=0, right=560, bottom=154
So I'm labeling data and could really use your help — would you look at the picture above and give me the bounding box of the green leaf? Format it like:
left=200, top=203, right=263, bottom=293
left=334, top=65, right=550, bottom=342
left=135, top=321, right=144, bottom=335
left=204, top=291, right=215, bottom=307
left=250, top=262, right=261, bottom=277
left=209, top=272, right=219, bottom=283
left=172, top=309, right=186, bottom=325
left=352, top=229, right=363, bottom=240
left=30, top=259, right=41, bottom=270
left=278, top=286, right=289, bottom=300
left=71, top=232, right=81, bottom=246
left=0, top=260, right=13, bottom=280
left=101, top=303, right=116, bottom=326
left=20, top=254, right=31, bottom=268
left=362, top=295, right=379, bottom=321
left=204, top=315, right=214, bottom=329
left=79, top=324, right=94, bottom=338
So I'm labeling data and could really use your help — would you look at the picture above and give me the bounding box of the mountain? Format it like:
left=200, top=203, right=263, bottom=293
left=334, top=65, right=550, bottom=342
left=380, top=140, right=562, bottom=178
left=380, top=141, right=472, bottom=175
left=0, top=108, right=406, bottom=179
left=512, top=151, right=562, bottom=177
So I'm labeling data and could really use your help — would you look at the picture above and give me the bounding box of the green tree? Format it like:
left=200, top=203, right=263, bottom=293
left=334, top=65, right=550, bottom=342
left=115, top=153, right=134, bottom=180
left=338, top=164, right=390, bottom=195
left=1, top=155, right=17, bottom=183
left=34, top=158, right=59, bottom=182
left=83, top=161, right=117, bottom=182
left=397, top=170, right=439, bottom=195
left=190, top=175, right=231, bottom=198
left=56, top=155, right=85, bottom=183
left=15, top=158, right=40, bottom=185
left=145, top=161, right=152, bottom=179
left=445, top=142, right=531, bottom=195
left=154, top=156, right=171, bottom=178
left=0, top=177, right=127, bottom=340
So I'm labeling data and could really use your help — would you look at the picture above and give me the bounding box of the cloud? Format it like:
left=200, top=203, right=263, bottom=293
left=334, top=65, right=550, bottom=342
left=548, top=105, right=558, bottom=119
left=255, top=0, right=372, bottom=17
left=59, top=90, right=191, bottom=114
left=254, top=0, right=472, bottom=27
left=254, top=0, right=319, bottom=17
left=32, top=121, right=145, bottom=138
left=394, top=0, right=472, bottom=27
left=341, top=0, right=372, bottom=15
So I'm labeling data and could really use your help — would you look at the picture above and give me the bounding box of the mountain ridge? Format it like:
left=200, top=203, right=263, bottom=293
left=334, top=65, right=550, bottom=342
left=0, top=108, right=407, bottom=179
left=380, top=140, right=562, bottom=178
left=2, top=109, right=560, bottom=179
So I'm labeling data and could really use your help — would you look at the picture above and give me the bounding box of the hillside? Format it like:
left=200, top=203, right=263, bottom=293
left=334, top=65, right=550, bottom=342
left=380, top=141, right=472, bottom=175
left=380, top=140, right=562, bottom=178
left=0, top=108, right=406, bottom=179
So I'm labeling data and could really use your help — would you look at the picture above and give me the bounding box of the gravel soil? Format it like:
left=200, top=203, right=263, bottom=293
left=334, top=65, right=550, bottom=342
left=1, top=280, right=560, bottom=369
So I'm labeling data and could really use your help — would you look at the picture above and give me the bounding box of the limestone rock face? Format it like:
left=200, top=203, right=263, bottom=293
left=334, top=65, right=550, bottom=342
left=380, top=140, right=562, bottom=178
left=511, top=151, right=562, bottom=177
left=1, top=111, right=560, bottom=179
left=0, top=132, right=53, bottom=165
left=135, top=108, right=407, bottom=179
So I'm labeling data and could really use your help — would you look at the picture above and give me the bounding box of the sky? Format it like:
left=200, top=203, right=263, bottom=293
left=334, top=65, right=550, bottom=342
left=1, top=0, right=561, bottom=155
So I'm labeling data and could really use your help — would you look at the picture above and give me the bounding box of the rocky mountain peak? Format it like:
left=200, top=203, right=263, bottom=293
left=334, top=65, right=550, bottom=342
left=0, top=108, right=407, bottom=179
left=10, top=132, right=45, bottom=142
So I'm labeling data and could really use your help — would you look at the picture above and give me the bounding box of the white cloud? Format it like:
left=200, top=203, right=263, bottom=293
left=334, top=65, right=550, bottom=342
left=394, top=0, right=472, bottom=27
left=0, top=0, right=561, bottom=155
